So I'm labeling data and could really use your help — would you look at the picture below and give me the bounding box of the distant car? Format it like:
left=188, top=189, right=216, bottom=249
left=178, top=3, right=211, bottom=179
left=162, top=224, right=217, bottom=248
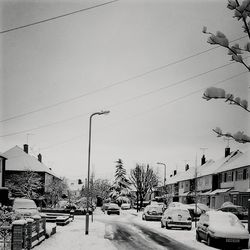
left=121, top=203, right=131, bottom=210
left=161, top=208, right=192, bottom=230
left=196, top=211, right=249, bottom=249
left=142, top=205, right=163, bottom=221
left=107, top=203, right=120, bottom=215
left=13, top=198, right=40, bottom=218
left=218, top=205, right=248, bottom=220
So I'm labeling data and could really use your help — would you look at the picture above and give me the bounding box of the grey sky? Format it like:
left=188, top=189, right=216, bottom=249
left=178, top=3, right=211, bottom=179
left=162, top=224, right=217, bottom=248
left=1, top=0, right=249, bottom=182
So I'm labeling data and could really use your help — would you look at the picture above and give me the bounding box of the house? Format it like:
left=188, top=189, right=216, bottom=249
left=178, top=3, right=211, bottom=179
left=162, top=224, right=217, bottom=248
left=2, top=144, right=61, bottom=205
left=0, top=153, right=7, bottom=187
left=0, top=153, right=8, bottom=205
left=215, top=149, right=250, bottom=208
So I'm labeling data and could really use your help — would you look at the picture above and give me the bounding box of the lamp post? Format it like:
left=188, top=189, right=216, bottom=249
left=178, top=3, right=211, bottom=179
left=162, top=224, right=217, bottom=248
left=85, top=110, right=110, bottom=235
left=157, top=162, right=166, bottom=188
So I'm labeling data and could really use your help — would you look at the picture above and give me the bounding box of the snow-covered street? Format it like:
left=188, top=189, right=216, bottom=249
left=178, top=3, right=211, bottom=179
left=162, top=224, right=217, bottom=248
left=34, top=208, right=246, bottom=250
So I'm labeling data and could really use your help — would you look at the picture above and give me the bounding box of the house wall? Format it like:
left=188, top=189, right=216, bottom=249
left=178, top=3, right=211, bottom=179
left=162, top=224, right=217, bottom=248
left=219, top=166, right=249, bottom=192
left=197, top=175, right=212, bottom=191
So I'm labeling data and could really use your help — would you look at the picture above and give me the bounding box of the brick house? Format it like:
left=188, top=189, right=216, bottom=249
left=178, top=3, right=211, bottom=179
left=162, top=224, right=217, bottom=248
left=2, top=144, right=61, bottom=205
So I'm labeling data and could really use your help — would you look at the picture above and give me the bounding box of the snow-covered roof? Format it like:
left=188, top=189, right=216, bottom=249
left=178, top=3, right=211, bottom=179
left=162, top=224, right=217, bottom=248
left=197, top=150, right=242, bottom=177
left=215, top=150, right=249, bottom=173
left=3, top=146, right=59, bottom=178
left=165, top=150, right=245, bottom=185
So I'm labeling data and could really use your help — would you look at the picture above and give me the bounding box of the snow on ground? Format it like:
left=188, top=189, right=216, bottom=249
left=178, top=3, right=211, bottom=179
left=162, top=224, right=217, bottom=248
left=34, top=208, right=250, bottom=250
left=35, top=214, right=116, bottom=250
left=128, top=210, right=250, bottom=250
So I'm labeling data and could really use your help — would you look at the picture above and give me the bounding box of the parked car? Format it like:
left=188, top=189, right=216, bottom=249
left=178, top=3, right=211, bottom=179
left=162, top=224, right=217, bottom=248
left=107, top=203, right=120, bottom=215
left=12, top=198, right=40, bottom=218
left=218, top=205, right=248, bottom=220
left=196, top=211, right=249, bottom=249
left=142, top=205, right=163, bottom=221
left=121, top=202, right=131, bottom=210
left=161, top=208, right=192, bottom=230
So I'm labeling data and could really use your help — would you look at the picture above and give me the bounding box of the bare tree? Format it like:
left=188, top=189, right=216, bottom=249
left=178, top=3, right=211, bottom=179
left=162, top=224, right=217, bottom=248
left=45, top=177, right=68, bottom=207
left=202, top=0, right=250, bottom=143
left=5, top=170, right=42, bottom=199
left=130, top=164, right=158, bottom=211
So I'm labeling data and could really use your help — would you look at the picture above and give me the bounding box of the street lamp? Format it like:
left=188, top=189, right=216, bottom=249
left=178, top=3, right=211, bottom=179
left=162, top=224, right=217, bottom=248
left=157, top=162, right=166, bottom=187
left=85, top=110, right=110, bottom=235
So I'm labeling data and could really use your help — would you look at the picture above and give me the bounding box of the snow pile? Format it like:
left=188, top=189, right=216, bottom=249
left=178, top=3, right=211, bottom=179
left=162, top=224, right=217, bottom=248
left=104, top=224, right=115, bottom=240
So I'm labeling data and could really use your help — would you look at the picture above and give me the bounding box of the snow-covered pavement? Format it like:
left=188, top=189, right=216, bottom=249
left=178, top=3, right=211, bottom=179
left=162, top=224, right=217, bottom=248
left=34, top=208, right=249, bottom=250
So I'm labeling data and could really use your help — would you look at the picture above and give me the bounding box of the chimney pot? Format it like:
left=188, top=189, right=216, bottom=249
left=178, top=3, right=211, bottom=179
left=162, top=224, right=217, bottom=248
left=23, top=144, right=28, bottom=154
left=225, top=147, right=230, bottom=157
left=201, top=155, right=206, bottom=165
left=38, top=153, right=42, bottom=162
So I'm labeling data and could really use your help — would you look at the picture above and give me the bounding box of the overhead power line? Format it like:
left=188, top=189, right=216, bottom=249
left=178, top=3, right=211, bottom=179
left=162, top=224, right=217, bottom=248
left=40, top=69, right=248, bottom=152
left=0, top=0, right=119, bottom=34
left=0, top=60, right=240, bottom=137
left=0, top=35, right=247, bottom=123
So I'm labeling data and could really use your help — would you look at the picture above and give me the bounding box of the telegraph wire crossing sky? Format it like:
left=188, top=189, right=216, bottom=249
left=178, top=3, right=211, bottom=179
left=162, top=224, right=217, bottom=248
left=1, top=0, right=249, bottom=181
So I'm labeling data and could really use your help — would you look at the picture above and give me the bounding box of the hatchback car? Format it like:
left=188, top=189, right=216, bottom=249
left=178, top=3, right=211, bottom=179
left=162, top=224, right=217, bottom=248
left=142, top=205, right=163, bottom=221
left=107, top=203, right=120, bottom=215
left=12, top=198, right=40, bottom=218
left=196, top=211, right=249, bottom=249
left=218, top=205, right=248, bottom=220
left=161, top=208, right=192, bottom=230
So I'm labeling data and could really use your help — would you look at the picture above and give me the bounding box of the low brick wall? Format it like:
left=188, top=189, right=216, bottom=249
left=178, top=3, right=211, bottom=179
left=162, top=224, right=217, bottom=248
left=11, top=215, right=46, bottom=250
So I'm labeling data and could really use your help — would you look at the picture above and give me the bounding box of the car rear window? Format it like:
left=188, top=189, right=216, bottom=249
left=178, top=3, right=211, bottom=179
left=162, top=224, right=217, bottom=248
left=146, top=206, right=163, bottom=213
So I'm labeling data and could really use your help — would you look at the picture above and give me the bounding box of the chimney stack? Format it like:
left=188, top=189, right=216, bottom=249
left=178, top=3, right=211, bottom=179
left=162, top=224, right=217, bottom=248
left=38, top=153, right=42, bottom=162
left=185, top=164, right=189, bottom=171
left=173, top=170, right=177, bottom=176
left=23, top=144, right=28, bottom=154
left=201, top=154, right=206, bottom=165
left=225, top=147, right=230, bottom=157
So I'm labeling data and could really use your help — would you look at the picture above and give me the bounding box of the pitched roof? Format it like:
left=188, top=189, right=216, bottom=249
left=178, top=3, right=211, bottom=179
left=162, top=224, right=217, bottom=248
left=215, top=150, right=249, bottom=173
left=165, top=150, right=245, bottom=184
left=2, top=146, right=59, bottom=178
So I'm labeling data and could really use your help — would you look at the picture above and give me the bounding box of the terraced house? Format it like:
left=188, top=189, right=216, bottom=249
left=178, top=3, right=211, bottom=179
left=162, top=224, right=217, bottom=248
left=164, top=147, right=250, bottom=209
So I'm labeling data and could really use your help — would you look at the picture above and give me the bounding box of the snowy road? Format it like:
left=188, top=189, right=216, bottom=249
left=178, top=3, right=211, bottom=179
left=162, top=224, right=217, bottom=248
left=99, top=210, right=196, bottom=250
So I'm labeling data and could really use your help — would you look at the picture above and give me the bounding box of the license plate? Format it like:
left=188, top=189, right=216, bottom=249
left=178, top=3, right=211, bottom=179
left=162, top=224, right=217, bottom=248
left=226, top=239, right=240, bottom=243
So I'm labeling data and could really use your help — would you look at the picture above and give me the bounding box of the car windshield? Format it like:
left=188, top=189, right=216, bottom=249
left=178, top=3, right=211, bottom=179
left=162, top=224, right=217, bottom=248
left=108, top=204, right=118, bottom=208
left=146, top=206, right=163, bottom=213
left=165, top=209, right=190, bottom=216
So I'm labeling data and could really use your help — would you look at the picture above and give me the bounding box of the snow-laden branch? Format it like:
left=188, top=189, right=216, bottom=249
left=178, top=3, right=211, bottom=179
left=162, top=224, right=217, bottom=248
left=213, top=127, right=250, bottom=143
left=203, top=87, right=249, bottom=112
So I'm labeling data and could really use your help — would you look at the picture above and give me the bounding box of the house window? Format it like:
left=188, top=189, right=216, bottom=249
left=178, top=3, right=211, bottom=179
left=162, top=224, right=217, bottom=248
left=185, top=181, right=188, bottom=188
left=243, top=169, right=247, bottom=180
left=227, top=172, right=231, bottom=182
left=235, top=171, right=238, bottom=181
left=231, top=171, right=234, bottom=181
left=224, top=172, right=227, bottom=182
left=236, top=170, right=243, bottom=181
left=205, top=176, right=209, bottom=185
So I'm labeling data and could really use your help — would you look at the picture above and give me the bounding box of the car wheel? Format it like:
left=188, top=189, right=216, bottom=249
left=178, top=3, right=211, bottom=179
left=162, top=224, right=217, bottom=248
left=165, top=222, right=170, bottom=229
left=117, top=212, right=120, bottom=215
left=207, top=235, right=213, bottom=247
left=196, top=231, right=201, bottom=242
left=187, top=227, right=192, bottom=231
left=161, top=222, right=164, bottom=228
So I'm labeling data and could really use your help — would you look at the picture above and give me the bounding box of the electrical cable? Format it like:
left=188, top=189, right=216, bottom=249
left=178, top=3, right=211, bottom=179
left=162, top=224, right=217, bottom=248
left=0, top=35, right=247, bottom=123
left=0, top=0, right=119, bottom=34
